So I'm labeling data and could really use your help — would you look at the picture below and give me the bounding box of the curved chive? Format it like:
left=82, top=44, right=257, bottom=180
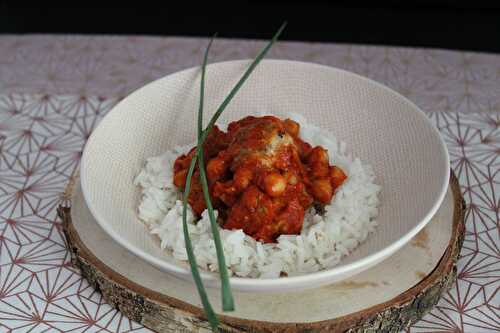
left=182, top=36, right=219, bottom=331
left=200, top=21, right=287, bottom=140
left=181, top=22, right=287, bottom=330
left=197, top=34, right=216, bottom=136
left=195, top=34, right=235, bottom=311
left=181, top=157, right=219, bottom=330
left=197, top=150, right=234, bottom=310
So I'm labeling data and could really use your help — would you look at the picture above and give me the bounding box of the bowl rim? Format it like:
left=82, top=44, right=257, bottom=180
left=80, top=59, right=450, bottom=289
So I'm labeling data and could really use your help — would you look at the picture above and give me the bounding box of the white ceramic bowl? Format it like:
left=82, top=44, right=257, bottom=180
left=80, top=60, right=449, bottom=293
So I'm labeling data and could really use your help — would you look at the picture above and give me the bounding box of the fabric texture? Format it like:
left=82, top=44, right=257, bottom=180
left=0, top=35, right=498, bottom=332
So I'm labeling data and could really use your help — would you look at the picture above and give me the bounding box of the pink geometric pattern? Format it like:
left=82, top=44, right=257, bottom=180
left=0, top=35, right=499, bottom=332
left=0, top=35, right=499, bottom=116
left=0, top=94, right=151, bottom=332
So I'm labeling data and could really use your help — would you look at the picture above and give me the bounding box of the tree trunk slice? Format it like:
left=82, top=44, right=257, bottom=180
left=58, top=172, right=465, bottom=333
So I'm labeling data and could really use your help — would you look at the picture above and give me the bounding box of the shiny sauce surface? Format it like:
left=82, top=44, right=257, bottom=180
left=173, top=116, right=347, bottom=243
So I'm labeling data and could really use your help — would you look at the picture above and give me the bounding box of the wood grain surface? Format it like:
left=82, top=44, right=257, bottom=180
left=59, top=172, right=465, bottom=332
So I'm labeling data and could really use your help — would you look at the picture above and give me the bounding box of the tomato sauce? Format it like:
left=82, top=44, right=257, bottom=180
left=173, top=116, right=347, bottom=243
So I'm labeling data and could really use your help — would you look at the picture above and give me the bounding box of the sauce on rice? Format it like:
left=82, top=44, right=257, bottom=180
left=173, top=116, right=347, bottom=243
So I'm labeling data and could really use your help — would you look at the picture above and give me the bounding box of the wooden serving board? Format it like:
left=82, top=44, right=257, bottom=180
left=59, top=172, right=465, bottom=333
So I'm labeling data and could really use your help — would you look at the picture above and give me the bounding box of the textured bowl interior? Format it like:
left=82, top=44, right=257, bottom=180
left=80, top=60, right=449, bottom=292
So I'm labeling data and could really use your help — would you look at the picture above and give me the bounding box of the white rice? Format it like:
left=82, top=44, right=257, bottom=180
left=134, top=113, right=381, bottom=278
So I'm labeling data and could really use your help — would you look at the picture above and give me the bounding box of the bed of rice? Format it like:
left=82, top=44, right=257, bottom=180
left=134, top=113, right=381, bottom=278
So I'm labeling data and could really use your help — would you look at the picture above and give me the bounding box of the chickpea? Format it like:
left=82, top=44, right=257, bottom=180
left=307, top=146, right=330, bottom=178
left=173, top=169, right=188, bottom=188
left=307, top=146, right=329, bottom=164
left=311, top=178, right=333, bottom=204
left=311, top=164, right=329, bottom=178
left=330, top=166, right=348, bottom=189
left=233, top=168, right=253, bottom=191
left=284, top=119, right=300, bottom=137
left=283, top=171, right=298, bottom=185
left=241, top=186, right=261, bottom=210
left=263, top=172, right=287, bottom=197
left=296, top=140, right=312, bottom=159
left=206, top=156, right=227, bottom=182
left=173, top=153, right=191, bottom=172
left=212, top=181, right=238, bottom=206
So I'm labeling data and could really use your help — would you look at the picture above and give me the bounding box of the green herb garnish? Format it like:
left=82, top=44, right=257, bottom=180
left=181, top=35, right=218, bottom=330
left=196, top=36, right=235, bottom=311
left=182, top=22, right=287, bottom=331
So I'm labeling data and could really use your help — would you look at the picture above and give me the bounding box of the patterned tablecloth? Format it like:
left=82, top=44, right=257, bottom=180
left=0, top=35, right=498, bottom=332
